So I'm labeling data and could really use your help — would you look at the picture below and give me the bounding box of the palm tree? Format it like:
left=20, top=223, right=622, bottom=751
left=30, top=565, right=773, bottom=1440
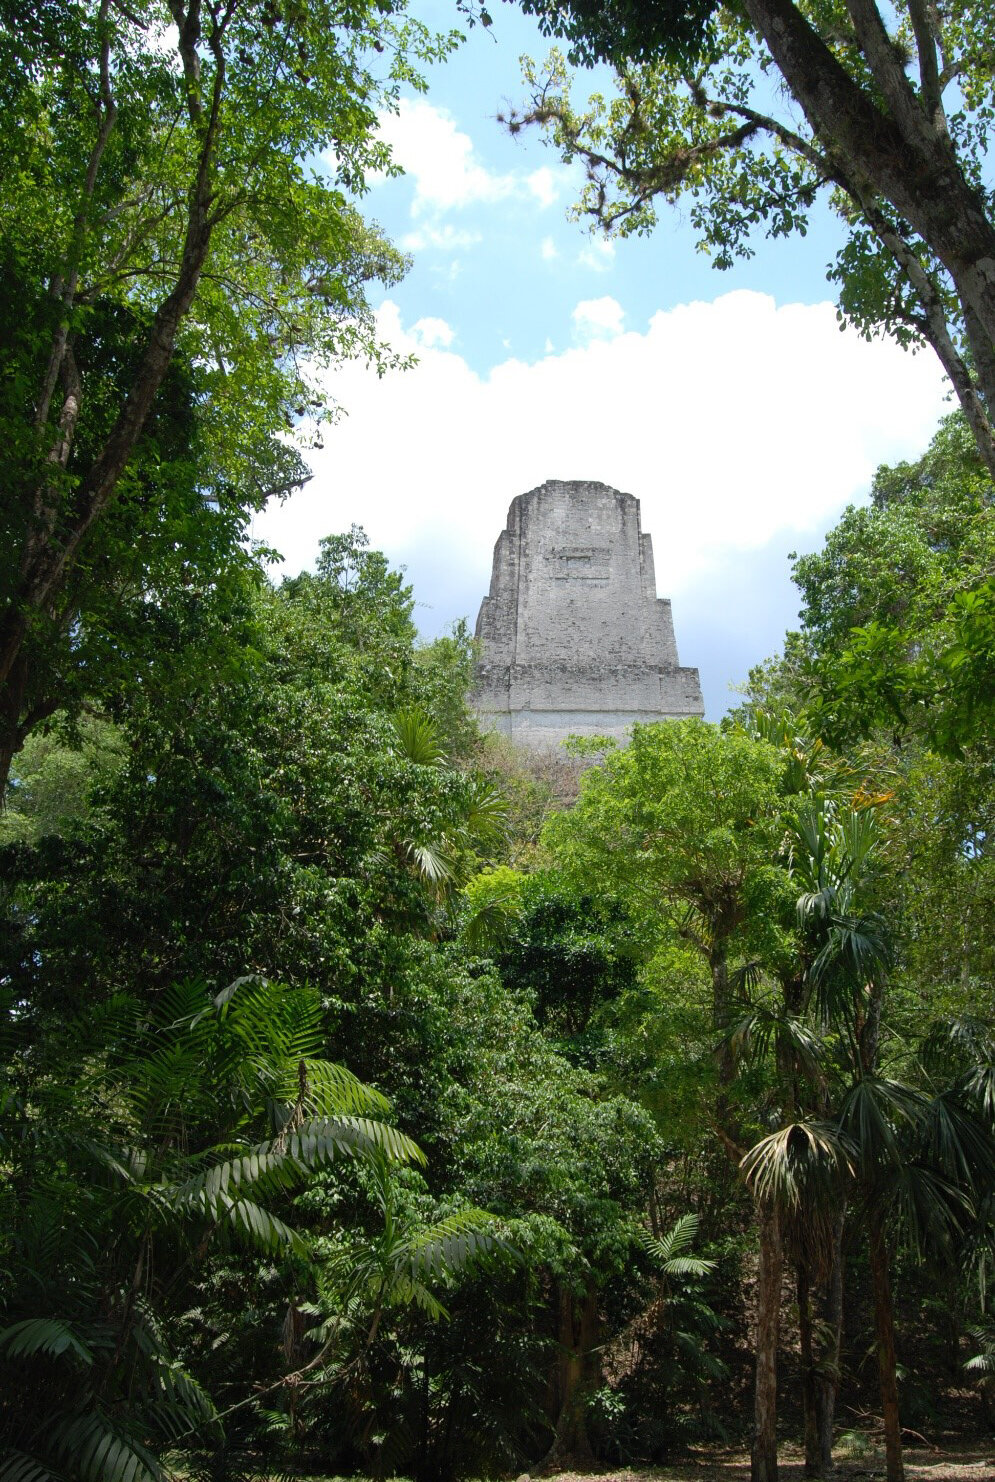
left=768, top=795, right=995, bottom=1482
left=791, top=796, right=892, bottom=1478
left=728, top=775, right=893, bottom=1482
left=0, top=976, right=422, bottom=1482
left=740, top=1121, right=854, bottom=1482
left=389, top=705, right=508, bottom=904
left=303, top=1154, right=508, bottom=1478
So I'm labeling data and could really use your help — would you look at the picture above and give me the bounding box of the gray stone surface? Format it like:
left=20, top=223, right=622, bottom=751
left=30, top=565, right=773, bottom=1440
left=474, top=480, right=704, bottom=749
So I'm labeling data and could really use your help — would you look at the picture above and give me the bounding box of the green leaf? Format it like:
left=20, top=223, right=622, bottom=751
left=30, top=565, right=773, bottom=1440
left=0, top=1318, right=93, bottom=1365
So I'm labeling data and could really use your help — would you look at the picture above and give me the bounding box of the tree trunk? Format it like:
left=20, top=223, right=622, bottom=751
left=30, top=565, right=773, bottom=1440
left=867, top=1209, right=904, bottom=1482
left=753, top=1202, right=782, bottom=1482
left=0, top=13, right=225, bottom=796
left=813, top=1211, right=844, bottom=1479
left=798, top=1261, right=820, bottom=1475
left=798, top=1215, right=844, bottom=1479
left=0, top=653, right=33, bottom=806
left=741, top=0, right=995, bottom=371
left=711, top=941, right=739, bottom=1098
left=545, top=1284, right=598, bottom=1469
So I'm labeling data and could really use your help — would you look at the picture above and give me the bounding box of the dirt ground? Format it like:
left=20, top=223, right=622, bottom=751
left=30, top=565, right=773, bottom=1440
left=530, top=1442, right=995, bottom=1482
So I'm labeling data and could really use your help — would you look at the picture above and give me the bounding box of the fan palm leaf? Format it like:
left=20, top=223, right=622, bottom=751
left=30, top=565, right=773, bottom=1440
left=741, top=1121, right=855, bottom=1215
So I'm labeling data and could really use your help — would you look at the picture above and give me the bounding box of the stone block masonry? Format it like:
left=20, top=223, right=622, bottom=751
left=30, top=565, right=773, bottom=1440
left=474, top=480, right=705, bottom=749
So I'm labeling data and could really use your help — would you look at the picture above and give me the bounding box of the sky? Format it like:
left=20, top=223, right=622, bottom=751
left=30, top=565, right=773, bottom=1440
left=255, top=1, right=952, bottom=718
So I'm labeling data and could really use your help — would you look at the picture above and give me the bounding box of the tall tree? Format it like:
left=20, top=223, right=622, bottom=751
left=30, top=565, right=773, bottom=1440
left=507, top=0, right=995, bottom=474
left=0, top=530, right=498, bottom=1015
left=0, top=0, right=453, bottom=791
left=545, top=719, right=793, bottom=1480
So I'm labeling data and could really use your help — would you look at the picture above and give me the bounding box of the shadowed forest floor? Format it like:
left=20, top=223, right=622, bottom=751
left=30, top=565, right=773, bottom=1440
left=263, top=1444, right=995, bottom=1482
left=531, top=1445, right=994, bottom=1482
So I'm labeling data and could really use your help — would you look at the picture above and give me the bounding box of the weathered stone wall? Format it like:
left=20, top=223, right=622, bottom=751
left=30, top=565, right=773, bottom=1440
left=474, top=480, right=704, bottom=749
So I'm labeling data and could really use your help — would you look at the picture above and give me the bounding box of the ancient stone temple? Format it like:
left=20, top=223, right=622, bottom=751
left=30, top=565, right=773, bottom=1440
left=474, top=479, right=705, bottom=749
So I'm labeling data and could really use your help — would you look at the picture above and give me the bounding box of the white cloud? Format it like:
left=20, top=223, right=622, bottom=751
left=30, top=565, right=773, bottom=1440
left=410, top=317, right=455, bottom=349
left=540, top=235, right=558, bottom=261
left=371, top=99, right=571, bottom=256
left=572, top=296, right=625, bottom=340
left=377, top=99, right=517, bottom=216
left=527, top=167, right=559, bottom=208
left=255, top=291, right=949, bottom=705
left=400, top=223, right=481, bottom=253
left=579, top=236, right=616, bottom=271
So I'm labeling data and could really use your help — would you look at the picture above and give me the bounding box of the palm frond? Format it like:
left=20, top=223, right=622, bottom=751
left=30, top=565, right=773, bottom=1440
left=838, top=1077, right=927, bottom=1172
left=0, top=1317, right=93, bottom=1364
left=735, top=959, right=767, bottom=994
left=222, top=1196, right=309, bottom=1256
left=403, top=1207, right=509, bottom=1282
left=407, top=840, right=457, bottom=885
left=727, top=1006, right=824, bottom=1083
left=891, top=1160, right=971, bottom=1257
left=638, top=1215, right=716, bottom=1279
left=386, top=1273, right=448, bottom=1320
left=49, top=1412, right=164, bottom=1482
left=656, top=1212, right=701, bottom=1258
left=463, top=780, right=510, bottom=850
left=391, top=706, right=446, bottom=766
left=838, top=804, right=880, bottom=875
left=921, top=1090, right=995, bottom=1190
left=462, top=897, right=518, bottom=954
left=166, top=1115, right=423, bottom=1220
left=741, top=1121, right=854, bottom=1212
left=280, top=1115, right=425, bottom=1168
left=922, top=1017, right=995, bottom=1117
left=810, top=910, right=892, bottom=989
left=0, top=1451, right=66, bottom=1482
left=146, top=1356, right=216, bottom=1439
left=275, top=1057, right=389, bottom=1119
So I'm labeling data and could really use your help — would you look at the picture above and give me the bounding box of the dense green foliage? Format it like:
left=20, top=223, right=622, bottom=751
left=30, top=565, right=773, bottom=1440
left=0, top=0, right=455, bottom=793
left=4, top=0, right=995, bottom=1468
left=790, top=416, right=995, bottom=757
left=6, top=460, right=995, bottom=1481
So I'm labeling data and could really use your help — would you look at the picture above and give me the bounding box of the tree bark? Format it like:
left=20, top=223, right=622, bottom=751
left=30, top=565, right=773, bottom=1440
left=798, top=1211, right=844, bottom=1479
left=753, top=1202, right=783, bottom=1482
left=814, top=1212, right=844, bottom=1479
left=740, top=0, right=995, bottom=350
left=546, top=1284, right=599, bottom=1469
left=798, top=1261, right=820, bottom=1476
left=711, top=942, right=736, bottom=1086
left=0, top=654, right=30, bottom=801
left=867, top=1209, right=904, bottom=1482
left=0, top=1, right=229, bottom=801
